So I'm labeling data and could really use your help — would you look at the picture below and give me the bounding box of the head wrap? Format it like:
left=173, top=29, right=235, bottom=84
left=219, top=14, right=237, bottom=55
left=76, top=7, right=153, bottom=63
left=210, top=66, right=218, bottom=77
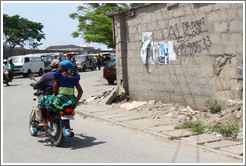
left=59, top=60, right=75, bottom=72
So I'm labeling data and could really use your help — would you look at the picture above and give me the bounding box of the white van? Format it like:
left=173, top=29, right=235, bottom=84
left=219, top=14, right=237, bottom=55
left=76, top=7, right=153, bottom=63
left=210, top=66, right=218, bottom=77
left=8, top=54, right=45, bottom=77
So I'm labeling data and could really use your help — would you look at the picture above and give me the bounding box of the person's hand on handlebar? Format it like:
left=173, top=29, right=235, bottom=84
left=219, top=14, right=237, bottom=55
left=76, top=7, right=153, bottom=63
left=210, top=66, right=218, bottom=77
left=30, top=83, right=35, bottom=86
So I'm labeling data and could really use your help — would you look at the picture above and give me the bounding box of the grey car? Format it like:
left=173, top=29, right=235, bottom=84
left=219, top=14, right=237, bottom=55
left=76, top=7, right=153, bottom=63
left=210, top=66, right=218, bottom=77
left=75, top=55, right=97, bottom=72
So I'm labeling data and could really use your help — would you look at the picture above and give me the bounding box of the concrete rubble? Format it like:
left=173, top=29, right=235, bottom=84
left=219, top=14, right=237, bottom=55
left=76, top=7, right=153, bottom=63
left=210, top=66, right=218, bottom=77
left=77, top=87, right=244, bottom=160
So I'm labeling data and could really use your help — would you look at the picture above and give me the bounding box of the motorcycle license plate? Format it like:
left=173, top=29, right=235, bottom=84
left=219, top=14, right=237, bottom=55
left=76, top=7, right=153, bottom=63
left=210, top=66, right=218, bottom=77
left=61, top=115, right=75, bottom=120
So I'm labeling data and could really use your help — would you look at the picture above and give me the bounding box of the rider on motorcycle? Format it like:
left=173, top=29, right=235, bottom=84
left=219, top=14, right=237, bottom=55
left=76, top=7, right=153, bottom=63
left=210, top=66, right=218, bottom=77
left=8, top=59, right=15, bottom=80
left=3, top=59, right=10, bottom=81
left=3, top=59, right=15, bottom=82
left=30, top=59, right=60, bottom=127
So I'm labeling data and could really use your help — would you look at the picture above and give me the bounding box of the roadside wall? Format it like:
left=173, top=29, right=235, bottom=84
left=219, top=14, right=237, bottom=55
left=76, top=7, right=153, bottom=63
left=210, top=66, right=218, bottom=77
left=113, top=3, right=243, bottom=109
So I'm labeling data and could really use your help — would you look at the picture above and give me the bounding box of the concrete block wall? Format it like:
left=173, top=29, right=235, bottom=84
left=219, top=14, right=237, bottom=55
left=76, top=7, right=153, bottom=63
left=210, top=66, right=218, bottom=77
left=113, top=3, right=243, bottom=109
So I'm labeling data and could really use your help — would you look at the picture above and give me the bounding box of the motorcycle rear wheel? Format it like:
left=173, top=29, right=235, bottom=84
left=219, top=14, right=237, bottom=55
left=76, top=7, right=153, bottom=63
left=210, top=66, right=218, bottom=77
left=29, top=109, right=38, bottom=136
left=49, top=115, right=64, bottom=147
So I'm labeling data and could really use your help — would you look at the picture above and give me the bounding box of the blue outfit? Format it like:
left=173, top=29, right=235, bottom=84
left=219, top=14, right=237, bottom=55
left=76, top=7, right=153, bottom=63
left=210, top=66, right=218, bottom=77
left=39, top=71, right=80, bottom=111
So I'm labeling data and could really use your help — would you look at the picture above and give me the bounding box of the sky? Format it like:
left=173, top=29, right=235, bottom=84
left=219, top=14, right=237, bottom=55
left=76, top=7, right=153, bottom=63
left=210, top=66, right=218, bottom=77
left=2, top=1, right=108, bottom=50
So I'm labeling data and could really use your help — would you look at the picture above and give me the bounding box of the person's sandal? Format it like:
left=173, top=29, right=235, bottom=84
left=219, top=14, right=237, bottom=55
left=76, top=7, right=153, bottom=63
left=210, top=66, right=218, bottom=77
left=36, top=122, right=48, bottom=127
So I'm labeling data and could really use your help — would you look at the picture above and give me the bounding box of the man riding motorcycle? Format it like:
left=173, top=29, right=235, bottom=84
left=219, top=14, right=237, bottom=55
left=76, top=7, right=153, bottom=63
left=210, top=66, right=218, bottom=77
left=3, top=59, right=13, bottom=84
left=30, top=59, right=60, bottom=127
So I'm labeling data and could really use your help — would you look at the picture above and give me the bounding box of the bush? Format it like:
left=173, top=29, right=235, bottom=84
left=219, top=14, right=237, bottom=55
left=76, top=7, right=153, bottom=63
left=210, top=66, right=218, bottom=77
left=208, top=122, right=239, bottom=137
left=205, top=99, right=221, bottom=113
left=175, top=121, right=205, bottom=135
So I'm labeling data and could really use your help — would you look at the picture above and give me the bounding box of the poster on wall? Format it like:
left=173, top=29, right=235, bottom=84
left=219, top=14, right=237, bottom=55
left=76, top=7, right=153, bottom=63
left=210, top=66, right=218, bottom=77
left=141, top=32, right=153, bottom=64
left=168, top=41, right=176, bottom=61
left=140, top=31, right=176, bottom=65
left=158, top=42, right=168, bottom=64
left=152, top=42, right=160, bottom=65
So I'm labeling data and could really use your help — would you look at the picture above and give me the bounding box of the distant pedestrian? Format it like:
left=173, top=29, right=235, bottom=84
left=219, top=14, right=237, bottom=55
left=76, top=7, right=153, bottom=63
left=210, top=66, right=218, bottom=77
left=97, top=55, right=102, bottom=70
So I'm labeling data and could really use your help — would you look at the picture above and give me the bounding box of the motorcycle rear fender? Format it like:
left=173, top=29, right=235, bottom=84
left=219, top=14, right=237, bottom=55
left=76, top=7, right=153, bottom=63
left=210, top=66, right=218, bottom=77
left=61, top=115, right=75, bottom=120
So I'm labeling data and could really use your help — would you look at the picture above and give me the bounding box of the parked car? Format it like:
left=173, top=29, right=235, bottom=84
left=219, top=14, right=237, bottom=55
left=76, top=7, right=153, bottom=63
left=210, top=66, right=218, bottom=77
left=8, top=54, right=44, bottom=78
left=103, top=59, right=116, bottom=84
left=101, top=52, right=116, bottom=66
left=74, top=55, right=97, bottom=72
left=41, top=54, right=67, bottom=72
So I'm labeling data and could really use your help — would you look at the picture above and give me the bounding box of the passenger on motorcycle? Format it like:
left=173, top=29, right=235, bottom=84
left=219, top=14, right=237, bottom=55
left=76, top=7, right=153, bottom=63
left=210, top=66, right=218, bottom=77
left=8, top=59, right=15, bottom=80
left=30, top=59, right=60, bottom=126
left=38, top=60, right=83, bottom=126
left=3, top=59, right=10, bottom=80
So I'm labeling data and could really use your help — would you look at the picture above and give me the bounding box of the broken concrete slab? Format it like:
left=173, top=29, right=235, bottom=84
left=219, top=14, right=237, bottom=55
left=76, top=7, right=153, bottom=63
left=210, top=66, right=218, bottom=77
left=102, top=85, right=126, bottom=104
left=112, top=114, right=150, bottom=122
left=163, top=129, right=194, bottom=137
left=219, top=144, right=243, bottom=156
left=120, top=101, right=147, bottom=111
left=148, top=125, right=177, bottom=132
left=204, top=140, right=243, bottom=148
left=110, top=111, right=151, bottom=119
left=123, top=118, right=165, bottom=128
left=182, top=133, right=222, bottom=144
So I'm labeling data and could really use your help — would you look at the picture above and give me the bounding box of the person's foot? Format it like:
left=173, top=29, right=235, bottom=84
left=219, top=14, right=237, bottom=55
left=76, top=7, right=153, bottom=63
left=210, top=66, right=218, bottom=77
left=36, top=121, right=48, bottom=127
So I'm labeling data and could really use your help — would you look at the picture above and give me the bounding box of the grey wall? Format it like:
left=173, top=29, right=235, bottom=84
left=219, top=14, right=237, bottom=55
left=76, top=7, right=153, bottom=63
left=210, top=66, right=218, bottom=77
left=113, top=3, right=243, bottom=109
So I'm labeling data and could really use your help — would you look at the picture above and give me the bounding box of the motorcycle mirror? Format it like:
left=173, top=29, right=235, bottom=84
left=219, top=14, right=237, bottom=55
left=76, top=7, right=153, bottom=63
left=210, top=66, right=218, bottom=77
left=29, top=74, right=36, bottom=81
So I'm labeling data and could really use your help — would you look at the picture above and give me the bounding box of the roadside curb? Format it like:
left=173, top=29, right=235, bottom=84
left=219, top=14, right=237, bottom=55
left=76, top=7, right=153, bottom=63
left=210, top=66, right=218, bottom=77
left=76, top=110, right=243, bottom=161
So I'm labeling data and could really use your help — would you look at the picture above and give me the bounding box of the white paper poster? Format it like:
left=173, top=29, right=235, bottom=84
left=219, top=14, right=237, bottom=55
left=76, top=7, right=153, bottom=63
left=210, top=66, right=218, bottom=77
left=141, top=32, right=153, bottom=64
left=140, top=31, right=177, bottom=65
left=168, top=41, right=176, bottom=61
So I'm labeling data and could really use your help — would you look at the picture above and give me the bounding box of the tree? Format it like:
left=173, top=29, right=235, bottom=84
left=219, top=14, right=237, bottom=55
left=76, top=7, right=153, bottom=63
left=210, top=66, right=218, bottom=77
left=3, top=14, right=45, bottom=49
left=69, top=3, right=130, bottom=49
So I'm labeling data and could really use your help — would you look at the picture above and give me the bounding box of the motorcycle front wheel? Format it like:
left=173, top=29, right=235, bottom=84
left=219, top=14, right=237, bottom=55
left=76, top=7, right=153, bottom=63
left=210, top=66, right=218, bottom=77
left=49, top=115, right=64, bottom=147
left=29, top=109, right=38, bottom=136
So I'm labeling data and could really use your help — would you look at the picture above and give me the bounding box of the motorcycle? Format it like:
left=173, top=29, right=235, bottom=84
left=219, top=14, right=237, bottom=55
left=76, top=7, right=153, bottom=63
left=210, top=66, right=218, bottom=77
left=28, top=74, right=75, bottom=147
left=3, top=70, right=12, bottom=86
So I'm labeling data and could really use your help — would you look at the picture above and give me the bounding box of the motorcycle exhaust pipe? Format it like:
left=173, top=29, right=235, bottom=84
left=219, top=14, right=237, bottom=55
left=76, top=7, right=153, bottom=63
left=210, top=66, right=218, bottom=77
left=62, top=127, right=74, bottom=137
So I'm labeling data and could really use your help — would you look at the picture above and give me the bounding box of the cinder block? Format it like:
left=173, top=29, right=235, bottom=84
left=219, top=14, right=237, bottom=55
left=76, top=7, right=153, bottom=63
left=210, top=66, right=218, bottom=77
left=154, top=83, right=164, bottom=92
left=200, top=87, right=214, bottom=97
left=206, top=78, right=216, bottom=87
left=207, top=10, right=221, bottom=23
left=229, top=21, right=243, bottom=32
left=134, top=33, right=142, bottom=41
left=227, top=9, right=239, bottom=20
left=153, top=30, right=164, bottom=40
left=150, top=74, right=160, bottom=83
left=201, top=24, right=213, bottom=33
left=170, top=95, right=186, bottom=105
left=207, top=43, right=223, bottom=55
left=209, top=34, right=221, bottom=44
left=238, top=8, right=243, bottom=19
left=214, top=22, right=228, bottom=33
left=216, top=90, right=233, bottom=99
left=173, top=8, right=185, bottom=18
left=194, top=96, right=208, bottom=107
left=214, top=3, right=231, bottom=10
left=154, top=11, right=163, bottom=20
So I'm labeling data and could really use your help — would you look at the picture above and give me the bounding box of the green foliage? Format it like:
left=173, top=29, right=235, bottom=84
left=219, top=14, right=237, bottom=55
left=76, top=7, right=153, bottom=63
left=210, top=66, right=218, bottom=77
left=70, top=3, right=146, bottom=48
left=204, top=99, right=221, bottom=114
left=175, top=121, right=240, bottom=137
left=169, top=136, right=181, bottom=140
left=175, top=121, right=205, bottom=135
left=3, top=14, right=45, bottom=49
left=208, top=122, right=239, bottom=137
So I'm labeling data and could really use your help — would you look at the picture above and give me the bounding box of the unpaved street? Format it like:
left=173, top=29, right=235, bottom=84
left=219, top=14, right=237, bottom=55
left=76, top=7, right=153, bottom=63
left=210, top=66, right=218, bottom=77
left=2, top=70, right=242, bottom=163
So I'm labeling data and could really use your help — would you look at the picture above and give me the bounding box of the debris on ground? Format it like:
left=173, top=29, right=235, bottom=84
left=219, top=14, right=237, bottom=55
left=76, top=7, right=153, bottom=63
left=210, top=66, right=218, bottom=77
left=120, top=101, right=147, bottom=111
left=83, top=87, right=115, bottom=103
left=84, top=90, right=243, bottom=140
